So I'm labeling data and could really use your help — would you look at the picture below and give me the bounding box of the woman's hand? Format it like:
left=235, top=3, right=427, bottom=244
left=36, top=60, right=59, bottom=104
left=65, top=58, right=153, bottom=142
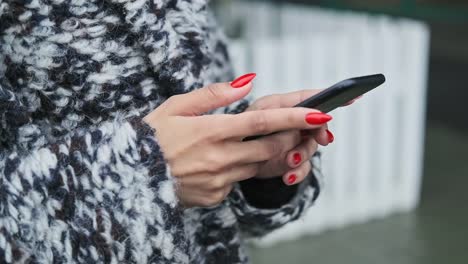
left=143, top=77, right=332, bottom=208
left=247, top=90, right=342, bottom=185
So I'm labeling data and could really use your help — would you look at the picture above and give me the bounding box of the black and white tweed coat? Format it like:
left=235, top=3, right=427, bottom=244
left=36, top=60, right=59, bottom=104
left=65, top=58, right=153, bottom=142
left=0, top=0, right=322, bottom=263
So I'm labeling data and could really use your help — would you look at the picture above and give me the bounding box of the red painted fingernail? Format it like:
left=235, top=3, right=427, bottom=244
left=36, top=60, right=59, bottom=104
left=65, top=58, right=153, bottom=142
left=293, top=153, right=302, bottom=165
left=305, top=113, right=332, bottom=125
left=230, top=73, right=256, bottom=88
left=326, top=129, right=334, bottom=143
left=287, top=174, right=297, bottom=185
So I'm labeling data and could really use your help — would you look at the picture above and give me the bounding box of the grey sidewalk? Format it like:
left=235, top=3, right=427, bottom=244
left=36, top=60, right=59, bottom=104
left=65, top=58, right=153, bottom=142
left=249, top=122, right=468, bottom=264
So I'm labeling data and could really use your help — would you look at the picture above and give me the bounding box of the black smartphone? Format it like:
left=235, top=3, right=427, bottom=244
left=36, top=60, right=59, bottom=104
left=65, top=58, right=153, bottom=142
left=244, top=74, right=386, bottom=141
left=294, top=74, right=385, bottom=112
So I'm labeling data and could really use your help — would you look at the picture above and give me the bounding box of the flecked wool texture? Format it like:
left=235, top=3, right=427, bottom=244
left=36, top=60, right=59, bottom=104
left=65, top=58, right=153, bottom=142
left=0, top=0, right=322, bottom=263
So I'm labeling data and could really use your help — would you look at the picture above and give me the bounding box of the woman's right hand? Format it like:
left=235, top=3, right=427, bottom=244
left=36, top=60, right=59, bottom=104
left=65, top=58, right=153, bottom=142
left=143, top=75, right=331, bottom=208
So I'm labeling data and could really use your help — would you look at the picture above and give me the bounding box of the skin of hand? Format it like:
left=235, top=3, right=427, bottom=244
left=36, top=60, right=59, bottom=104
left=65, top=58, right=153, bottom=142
left=143, top=81, right=331, bottom=208
left=248, top=90, right=359, bottom=185
left=246, top=90, right=331, bottom=185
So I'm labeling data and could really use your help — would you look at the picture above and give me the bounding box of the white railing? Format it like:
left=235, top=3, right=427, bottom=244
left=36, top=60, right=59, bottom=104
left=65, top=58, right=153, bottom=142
left=224, top=2, right=430, bottom=246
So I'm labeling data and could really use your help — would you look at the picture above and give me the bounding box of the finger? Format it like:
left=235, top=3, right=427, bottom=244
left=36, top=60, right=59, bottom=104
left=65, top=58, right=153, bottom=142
left=223, top=184, right=234, bottom=197
left=341, top=95, right=363, bottom=107
left=283, top=160, right=311, bottom=186
left=299, top=123, right=330, bottom=146
left=300, top=129, right=314, bottom=139
left=326, top=128, right=335, bottom=143
left=225, top=107, right=332, bottom=139
left=178, top=185, right=232, bottom=208
left=179, top=163, right=259, bottom=190
left=248, top=89, right=323, bottom=111
left=286, top=138, right=318, bottom=168
left=226, top=130, right=302, bottom=164
left=313, top=124, right=334, bottom=145
left=224, top=163, right=259, bottom=184
left=164, top=73, right=255, bottom=116
left=312, top=123, right=330, bottom=146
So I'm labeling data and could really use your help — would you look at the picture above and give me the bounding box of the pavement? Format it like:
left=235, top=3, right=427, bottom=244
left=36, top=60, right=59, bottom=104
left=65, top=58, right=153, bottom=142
left=249, top=121, right=468, bottom=264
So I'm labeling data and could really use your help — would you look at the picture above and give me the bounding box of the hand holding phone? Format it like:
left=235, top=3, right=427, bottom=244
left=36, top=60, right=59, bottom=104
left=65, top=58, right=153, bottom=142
left=244, top=74, right=386, bottom=141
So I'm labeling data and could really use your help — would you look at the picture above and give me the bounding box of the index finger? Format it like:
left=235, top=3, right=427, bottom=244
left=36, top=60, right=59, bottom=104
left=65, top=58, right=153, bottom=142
left=250, top=89, right=362, bottom=111
left=223, top=107, right=332, bottom=139
left=249, top=89, right=322, bottom=111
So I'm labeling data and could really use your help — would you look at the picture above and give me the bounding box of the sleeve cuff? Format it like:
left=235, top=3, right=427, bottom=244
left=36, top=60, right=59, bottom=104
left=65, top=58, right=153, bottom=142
left=239, top=177, right=299, bottom=209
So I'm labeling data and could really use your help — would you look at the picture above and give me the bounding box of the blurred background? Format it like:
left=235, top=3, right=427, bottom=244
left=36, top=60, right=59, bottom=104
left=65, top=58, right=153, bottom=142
left=212, top=0, right=468, bottom=263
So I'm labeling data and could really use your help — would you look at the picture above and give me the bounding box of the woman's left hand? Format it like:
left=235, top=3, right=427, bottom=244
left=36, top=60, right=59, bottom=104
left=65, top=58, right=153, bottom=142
left=247, top=89, right=357, bottom=185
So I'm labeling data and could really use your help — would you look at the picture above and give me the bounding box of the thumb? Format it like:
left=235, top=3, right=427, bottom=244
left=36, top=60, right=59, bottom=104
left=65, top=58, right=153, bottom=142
left=166, top=73, right=256, bottom=116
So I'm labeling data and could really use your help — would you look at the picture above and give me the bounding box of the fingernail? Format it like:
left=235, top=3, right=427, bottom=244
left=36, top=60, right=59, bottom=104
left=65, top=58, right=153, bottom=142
left=287, top=174, right=297, bottom=185
left=305, top=112, right=332, bottom=125
left=230, top=73, right=256, bottom=88
left=326, top=129, right=334, bottom=143
left=293, top=153, right=302, bottom=165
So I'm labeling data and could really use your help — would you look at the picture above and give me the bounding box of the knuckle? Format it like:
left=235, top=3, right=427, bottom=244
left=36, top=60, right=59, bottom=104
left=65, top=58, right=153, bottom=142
left=213, top=190, right=225, bottom=203
left=203, top=131, right=221, bottom=142
left=311, top=140, right=319, bottom=152
left=255, top=94, right=278, bottom=110
left=250, top=112, right=269, bottom=134
left=265, top=140, right=283, bottom=158
left=202, top=119, right=227, bottom=141
left=299, top=159, right=311, bottom=172
left=204, top=150, right=226, bottom=172
left=202, top=190, right=225, bottom=207
left=300, top=149, right=309, bottom=161
left=286, top=110, right=299, bottom=127
left=199, top=199, right=217, bottom=207
left=209, top=177, right=226, bottom=190
left=306, top=140, right=318, bottom=157
left=282, top=131, right=300, bottom=150
left=302, top=162, right=312, bottom=175
left=293, top=130, right=302, bottom=145
left=251, top=97, right=266, bottom=110
left=246, top=164, right=260, bottom=178
left=205, top=84, right=227, bottom=104
left=223, top=184, right=234, bottom=196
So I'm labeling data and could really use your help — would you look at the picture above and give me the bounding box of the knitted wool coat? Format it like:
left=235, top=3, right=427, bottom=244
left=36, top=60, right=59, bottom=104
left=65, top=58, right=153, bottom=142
left=0, top=0, right=322, bottom=263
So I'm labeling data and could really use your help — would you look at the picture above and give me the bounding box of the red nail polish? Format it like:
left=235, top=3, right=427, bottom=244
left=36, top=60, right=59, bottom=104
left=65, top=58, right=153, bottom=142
left=305, top=113, right=332, bottom=125
left=326, top=129, right=334, bottom=143
left=287, top=174, right=297, bottom=185
left=293, top=153, right=302, bottom=165
left=230, top=73, right=256, bottom=88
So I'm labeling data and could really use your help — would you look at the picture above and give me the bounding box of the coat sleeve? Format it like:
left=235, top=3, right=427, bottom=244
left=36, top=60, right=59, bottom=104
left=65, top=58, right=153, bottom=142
left=229, top=154, right=323, bottom=238
left=0, top=85, right=188, bottom=264
left=108, top=0, right=323, bottom=241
